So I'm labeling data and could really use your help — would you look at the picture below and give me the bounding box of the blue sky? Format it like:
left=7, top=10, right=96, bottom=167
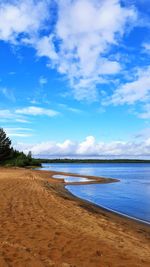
left=0, top=0, right=150, bottom=158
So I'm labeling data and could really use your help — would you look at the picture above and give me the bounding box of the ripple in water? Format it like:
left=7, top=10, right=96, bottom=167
left=41, top=163, right=150, bottom=223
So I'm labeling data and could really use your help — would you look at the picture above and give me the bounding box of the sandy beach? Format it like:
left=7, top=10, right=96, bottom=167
left=0, top=167, right=150, bottom=267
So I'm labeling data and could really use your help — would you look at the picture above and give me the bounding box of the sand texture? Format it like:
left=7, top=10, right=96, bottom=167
left=0, top=167, right=150, bottom=267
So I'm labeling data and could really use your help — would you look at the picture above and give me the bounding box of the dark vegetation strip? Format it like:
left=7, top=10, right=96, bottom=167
left=37, top=158, right=150, bottom=163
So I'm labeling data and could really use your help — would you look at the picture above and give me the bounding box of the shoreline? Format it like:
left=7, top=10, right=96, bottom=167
left=44, top=169, right=150, bottom=229
left=48, top=169, right=119, bottom=184
left=0, top=167, right=150, bottom=266
left=43, top=168, right=150, bottom=226
left=65, top=186, right=150, bottom=226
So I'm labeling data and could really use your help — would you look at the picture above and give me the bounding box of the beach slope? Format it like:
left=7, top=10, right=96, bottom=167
left=0, top=168, right=150, bottom=267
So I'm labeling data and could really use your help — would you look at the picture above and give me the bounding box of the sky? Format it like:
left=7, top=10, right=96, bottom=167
left=0, top=0, right=150, bottom=158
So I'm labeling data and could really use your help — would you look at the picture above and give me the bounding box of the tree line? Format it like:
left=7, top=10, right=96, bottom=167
left=0, top=128, right=41, bottom=167
left=1, top=127, right=150, bottom=166
left=38, top=158, right=150, bottom=163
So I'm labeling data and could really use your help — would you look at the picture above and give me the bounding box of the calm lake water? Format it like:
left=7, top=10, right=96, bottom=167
left=53, top=175, right=92, bottom=183
left=41, top=163, right=150, bottom=224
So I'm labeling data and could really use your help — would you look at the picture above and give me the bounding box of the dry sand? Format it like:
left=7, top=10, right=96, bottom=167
left=0, top=167, right=150, bottom=267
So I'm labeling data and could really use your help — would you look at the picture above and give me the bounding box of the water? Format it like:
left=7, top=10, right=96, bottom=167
left=41, top=163, right=150, bottom=223
left=53, top=175, right=92, bottom=183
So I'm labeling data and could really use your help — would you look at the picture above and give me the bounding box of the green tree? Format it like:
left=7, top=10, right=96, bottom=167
left=27, top=151, right=32, bottom=159
left=0, top=128, right=41, bottom=167
left=0, top=128, right=12, bottom=163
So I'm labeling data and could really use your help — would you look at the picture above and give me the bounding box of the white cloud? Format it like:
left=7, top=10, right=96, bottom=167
left=6, top=127, right=32, bottom=131
left=0, top=0, right=49, bottom=43
left=59, top=103, right=82, bottom=113
left=0, top=0, right=137, bottom=101
left=77, top=136, right=98, bottom=155
left=14, top=135, right=150, bottom=158
left=2, top=127, right=33, bottom=138
left=7, top=132, right=33, bottom=137
left=0, top=106, right=59, bottom=124
left=0, top=109, right=28, bottom=123
left=35, top=35, right=58, bottom=60
left=47, top=0, right=136, bottom=100
left=0, top=109, right=14, bottom=119
left=57, top=140, right=77, bottom=155
left=15, top=106, right=59, bottom=117
left=108, top=66, right=150, bottom=105
left=15, top=118, right=30, bottom=123
left=9, top=133, right=33, bottom=137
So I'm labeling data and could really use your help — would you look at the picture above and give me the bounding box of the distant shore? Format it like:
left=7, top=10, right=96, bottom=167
left=38, top=158, right=150, bottom=163
left=0, top=167, right=150, bottom=267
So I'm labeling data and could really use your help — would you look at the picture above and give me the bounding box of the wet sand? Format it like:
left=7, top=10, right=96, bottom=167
left=0, top=167, right=150, bottom=267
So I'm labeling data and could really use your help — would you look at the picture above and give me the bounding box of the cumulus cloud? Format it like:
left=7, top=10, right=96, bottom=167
left=14, top=135, right=150, bottom=158
left=108, top=66, right=150, bottom=105
left=77, top=136, right=98, bottom=155
left=15, top=106, right=59, bottom=117
left=0, top=0, right=49, bottom=43
left=35, top=35, right=58, bottom=61
left=0, top=0, right=137, bottom=101
left=1, top=1, right=149, bottom=118
left=46, top=0, right=136, bottom=100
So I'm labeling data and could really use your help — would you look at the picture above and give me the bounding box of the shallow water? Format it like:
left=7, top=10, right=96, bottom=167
left=41, top=163, right=150, bottom=223
left=53, top=175, right=92, bottom=183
